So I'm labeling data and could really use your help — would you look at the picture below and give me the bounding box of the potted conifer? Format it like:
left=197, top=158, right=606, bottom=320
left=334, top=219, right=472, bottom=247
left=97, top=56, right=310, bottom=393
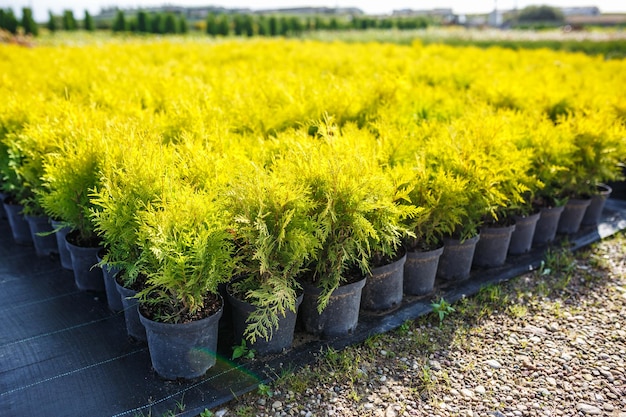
left=91, top=140, right=176, bottom=317
left=288, top=123, right=410, bottom=337
left=1, top=135, right=33, bottom=245
left=224, top=163, right=320, bottom=355
left=40, top=134, right=104, bottom=291
left=554, top=113, right=625, bottom=234
left=135, top=185, right=236, bottom=380
left=402, top=165, right=468, bottom=295
left=360, top=164, right=417, bottom=312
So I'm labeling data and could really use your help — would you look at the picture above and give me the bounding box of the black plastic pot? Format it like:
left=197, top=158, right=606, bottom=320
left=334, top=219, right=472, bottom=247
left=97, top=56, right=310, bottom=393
left=533, top=205, right=565, bottom=246
left=403, top=245, right=444, bottom=296
left=3, top=200, right=32, bottom=245
left=115, top=276, right=147, bottom=342
left=301, top=277, right=366, bottom=339
left=581, top=184, right=612, bottom=226
left=139, top=298, right=223, bottom=380
left=65, top=231, right=104, bottom=292
left=362, top=251, right=406, bottom=311
left=473, top=224, right=515, bottom=268
left=97, top=249, right=123, bottom=312
left=25, top=215, right=58, bottom=257
left=557, top=198, right=592, bottom=235
left=50, top=219, right=73, bottom=270
left=509, top=213, right=540, bottom=255
left=227, top=286, right=303, bottom=356
left=437, top=234, right=480, bottom=282
left=0, top=191, right=6, bottom=219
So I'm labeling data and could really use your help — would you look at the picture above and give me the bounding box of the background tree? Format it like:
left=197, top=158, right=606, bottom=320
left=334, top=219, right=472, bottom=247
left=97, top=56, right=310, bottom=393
left=47, top=11, right=57, bottom=33
left=279, top=16, right=290, bottom=36
left=150, top=13, right=163, bottom=34
left=518, top=5, right=564, bottom=22
left=241, top=14, right=254, bottom=37
left=216, top=14, right=230, bottom=36
left=268, top=15, right=280, bottom=36
left=178, top=15, right=187, bottom=33
left=232, top=14, right=244, bottom=36
left=84, top=10, right=94, bottom=31
left=136, top=11, right=149, bottom=33
left=62, top=10, right=77, bottom=31
left=112, top=10, right=127, bottom=32
left=163, top=13, right=178, bottom=34
left=205, top=13, right=218, bottom=35
left=257, top=15, right=269, bottom=36
left=288, top=16, right=303, bottom=35
left=1, top=9, right=19, bottom=34
left=21, top=8, right=38, bottom=36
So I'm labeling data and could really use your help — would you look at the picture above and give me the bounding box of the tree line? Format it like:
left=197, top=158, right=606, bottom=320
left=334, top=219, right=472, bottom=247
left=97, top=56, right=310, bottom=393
left=0, top=7, right=431, bottom=37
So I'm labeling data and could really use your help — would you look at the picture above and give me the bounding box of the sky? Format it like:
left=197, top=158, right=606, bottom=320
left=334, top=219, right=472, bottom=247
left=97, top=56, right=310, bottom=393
left=2, top=0, right=626, bottom=23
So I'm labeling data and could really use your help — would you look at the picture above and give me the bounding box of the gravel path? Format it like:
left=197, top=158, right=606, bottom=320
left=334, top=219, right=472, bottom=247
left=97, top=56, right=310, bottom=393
left=214, top=232, right=626, bottom=417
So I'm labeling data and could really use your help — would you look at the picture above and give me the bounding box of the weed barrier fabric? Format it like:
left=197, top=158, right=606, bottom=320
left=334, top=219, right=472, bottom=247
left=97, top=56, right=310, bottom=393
left=1, top=199, right=626, bottom=417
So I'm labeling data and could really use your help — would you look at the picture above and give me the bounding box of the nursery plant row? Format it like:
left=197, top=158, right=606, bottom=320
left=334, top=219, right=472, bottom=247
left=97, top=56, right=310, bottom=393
left=1, top=38, right=625, bottom=380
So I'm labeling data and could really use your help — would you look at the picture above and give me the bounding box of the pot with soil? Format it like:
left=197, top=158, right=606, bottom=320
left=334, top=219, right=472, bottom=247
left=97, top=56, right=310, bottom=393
left=50, top=219, right=73, bottom=270
left=115, top=272, right=147, bottom=342
left=473, top=223, right=516, bottom=268
left=557, top=197, right=592, bottom=235
left=25, top=215, right=58, bottom=257
left=300, top=275, right=366, bottom=339
left=581, top=184, right=612, bottom=226
left=227, top=282, right=303, bottom=356
left=139, top=294, right=223, bottom=380
left=437, top=234, right=480, bottom=282
left=533, top=205, right=565, bottom=246
left=508, top=212, right=540, bottom=255
left=403, top=243, right=444, bottom=296
left=0, top=191, right=6, bottom=219
left=3, top=197, right=32, bottom=245
left=361, top=249, right=406, bottom=311
left=65, top=230, right=104, bottom=292
left=97, top=248, right=123, bottom=312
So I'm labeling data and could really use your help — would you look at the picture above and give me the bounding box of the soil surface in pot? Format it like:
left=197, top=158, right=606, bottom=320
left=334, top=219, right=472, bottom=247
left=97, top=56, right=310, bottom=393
left=140, top=292, right=222, bottom=324
left=66, top=230, right=101, bottom=248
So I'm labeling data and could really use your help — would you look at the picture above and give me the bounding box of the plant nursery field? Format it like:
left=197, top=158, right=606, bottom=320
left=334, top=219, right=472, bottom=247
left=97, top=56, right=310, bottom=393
left=1, top=36, right=626, bottom=416
left=2, top=35, right=626, bottom=340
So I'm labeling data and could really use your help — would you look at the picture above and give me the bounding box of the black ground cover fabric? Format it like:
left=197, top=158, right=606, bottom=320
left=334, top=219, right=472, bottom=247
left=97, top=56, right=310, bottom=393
left=1, top=199, right=625, bottom=416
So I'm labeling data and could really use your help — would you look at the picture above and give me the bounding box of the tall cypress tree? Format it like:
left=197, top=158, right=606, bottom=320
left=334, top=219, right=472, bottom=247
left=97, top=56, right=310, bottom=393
left=178, top=16, right=188, bottom=34
left=163, top=13, right=177, bottom=34
left=136, top=11, right=149, bottom=33
left=216, top=14, right=230, bottom=36
left=62, top=10, right=77, bottom=30
left=150, top=13, right=163, bottom=34
left=257, top=15, right=269, bottom=36
left=22, top=8, right=38, bottom=36
left=112, top=10, right=126, bottom=32
left=205, top=13, right=217, bottom=35
left=84, top=10, right=94, bottom=31
left=268, top=16, right=279, bottom=36
left=2, top=9, right=18, bottom=34
left=47, top=11, right=57, bottom=32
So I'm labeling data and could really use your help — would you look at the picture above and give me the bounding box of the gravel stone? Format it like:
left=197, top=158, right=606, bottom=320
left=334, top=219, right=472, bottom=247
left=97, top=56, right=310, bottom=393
left=461, top=388, right=474, bottom=398
left=485, top=359, right=502, bottom=369
left=576, top=403, right=602, bottom=415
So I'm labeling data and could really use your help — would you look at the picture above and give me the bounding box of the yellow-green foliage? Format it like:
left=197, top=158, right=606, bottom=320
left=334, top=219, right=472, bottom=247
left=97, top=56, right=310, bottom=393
left=1, top=38, right=625, bottom=323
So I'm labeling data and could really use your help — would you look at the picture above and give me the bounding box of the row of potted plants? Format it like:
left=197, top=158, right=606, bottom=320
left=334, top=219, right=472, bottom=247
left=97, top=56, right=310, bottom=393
left=1, top=109, right=624, bottom=379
